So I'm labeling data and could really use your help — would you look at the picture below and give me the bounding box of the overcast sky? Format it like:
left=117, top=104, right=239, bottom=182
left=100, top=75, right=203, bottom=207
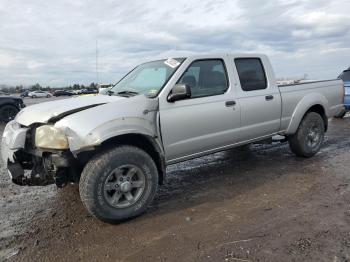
left=0, top=0, right=350, bottom=87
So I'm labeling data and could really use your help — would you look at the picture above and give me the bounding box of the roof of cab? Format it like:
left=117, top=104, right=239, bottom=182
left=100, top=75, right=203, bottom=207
left=184, top=53, right=267, bottom=59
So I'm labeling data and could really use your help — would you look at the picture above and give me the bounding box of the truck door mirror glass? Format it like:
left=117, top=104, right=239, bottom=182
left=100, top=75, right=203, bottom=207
left=167, top=84, right=191, bottom=102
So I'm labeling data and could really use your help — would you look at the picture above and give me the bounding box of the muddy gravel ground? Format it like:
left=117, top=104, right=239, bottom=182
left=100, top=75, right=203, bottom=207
left=0, top=114, right=350, bottom=262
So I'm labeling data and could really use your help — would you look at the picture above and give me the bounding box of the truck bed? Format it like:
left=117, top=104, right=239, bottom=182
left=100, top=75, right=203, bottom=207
left=278, top=79, right=344, bottom=133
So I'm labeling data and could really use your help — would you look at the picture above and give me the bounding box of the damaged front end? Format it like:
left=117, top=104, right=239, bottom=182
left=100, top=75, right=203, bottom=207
left=1, top=121, right=80, bottom=188
left=2, top=94, right=160, bottom=188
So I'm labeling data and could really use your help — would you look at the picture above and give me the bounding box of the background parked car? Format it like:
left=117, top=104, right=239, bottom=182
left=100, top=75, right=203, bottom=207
left=81, top=89, right=98, bottom=95
left=71, top=90, right=82, bottom=95
left=98, top=88, right=111, bottom=95
left=0, top=96, right=25, bottom=122
left=98, top=84, right=112, bottom=95
left=53, top=90, right=74, bottom=96
left=0, top=91, right=10, bottom=96
left=336, top=68, right=350, bottom=118
left=20, top=90, right=30, bottom=98
left=28, top=91, right=52, bottom=98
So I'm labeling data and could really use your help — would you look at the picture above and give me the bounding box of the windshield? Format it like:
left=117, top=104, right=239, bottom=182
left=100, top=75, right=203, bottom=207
left=339, top=70, right=350, bottom=82
left=110, top=58, right=185, bottom=97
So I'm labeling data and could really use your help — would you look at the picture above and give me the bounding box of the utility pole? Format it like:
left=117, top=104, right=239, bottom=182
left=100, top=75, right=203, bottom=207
left=96, top=39, right=99, bottom=84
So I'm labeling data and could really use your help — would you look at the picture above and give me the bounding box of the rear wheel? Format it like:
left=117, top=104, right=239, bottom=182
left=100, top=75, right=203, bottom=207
left=79, top=145, right=158, bottom=223
left=0, top=105, right=19, bottom=122
left=289, top=112, right=325, bottom=158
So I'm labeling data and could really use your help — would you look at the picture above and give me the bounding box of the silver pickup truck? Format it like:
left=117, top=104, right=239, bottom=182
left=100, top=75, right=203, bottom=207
left=1, top=54, right=344, bottom=222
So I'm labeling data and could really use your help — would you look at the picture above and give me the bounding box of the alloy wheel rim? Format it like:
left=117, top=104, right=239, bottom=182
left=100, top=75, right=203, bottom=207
left=103, top=164, right=146, bottom=208
left=306, top=124, right=321, bottom=148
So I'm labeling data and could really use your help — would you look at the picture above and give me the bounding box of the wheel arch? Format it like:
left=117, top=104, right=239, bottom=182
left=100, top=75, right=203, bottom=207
left=305, top=104, right=328, bottom=131
left=0, top=103, right=20, bottom=111
left=77, top=133, right=166, bottom=185
left=286, top=93, right=329, bottom=135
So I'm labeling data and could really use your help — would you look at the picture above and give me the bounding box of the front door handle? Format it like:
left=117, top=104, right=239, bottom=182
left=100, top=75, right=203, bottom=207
left=265, top=95, right=274, bottom=101
left=225, top=101, right=236, bottom=107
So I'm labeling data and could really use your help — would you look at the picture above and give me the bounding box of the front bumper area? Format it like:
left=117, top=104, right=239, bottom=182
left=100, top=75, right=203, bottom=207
left=1, top=121, right=79, bottom=187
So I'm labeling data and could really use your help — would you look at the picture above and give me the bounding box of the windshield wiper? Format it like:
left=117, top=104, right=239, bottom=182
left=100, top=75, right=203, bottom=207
left=116, top=90, right=139, bottom=97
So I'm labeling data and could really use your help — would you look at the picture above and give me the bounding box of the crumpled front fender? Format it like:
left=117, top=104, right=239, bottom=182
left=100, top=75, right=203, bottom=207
left=60, top=117, right=158, bottom=153
left=54, top=95, right=159, bottom=153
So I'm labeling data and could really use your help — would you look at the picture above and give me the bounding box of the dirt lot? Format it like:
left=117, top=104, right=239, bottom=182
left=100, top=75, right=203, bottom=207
left=0, top=102, right=349, bottom=261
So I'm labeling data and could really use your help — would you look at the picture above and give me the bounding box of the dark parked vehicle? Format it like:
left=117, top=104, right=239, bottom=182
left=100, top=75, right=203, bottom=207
left=20, top=90, right=30, bottom=98
left=81, top=89, right=98, bottom=94
left=0, top=96, right=25, bottom=122
left=53, top=90, right=74, bottom=96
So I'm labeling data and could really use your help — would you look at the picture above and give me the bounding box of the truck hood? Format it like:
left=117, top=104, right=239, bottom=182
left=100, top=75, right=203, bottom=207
left=15, top=95, right=125, bottom=126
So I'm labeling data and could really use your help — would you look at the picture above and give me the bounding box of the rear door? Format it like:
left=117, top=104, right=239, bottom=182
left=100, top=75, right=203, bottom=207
left=233, top=57, right=281, bottom=141
left=159, top=57, right=241, bottom=163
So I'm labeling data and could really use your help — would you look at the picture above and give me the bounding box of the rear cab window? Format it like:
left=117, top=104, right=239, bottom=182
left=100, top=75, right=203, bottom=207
left=234, top=58, right=267, bottom=91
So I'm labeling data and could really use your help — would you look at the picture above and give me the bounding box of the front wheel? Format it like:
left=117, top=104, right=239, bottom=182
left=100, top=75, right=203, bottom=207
left=288, top=112, right=325, bottom=158
left=79, top=145, right=158, bottom=223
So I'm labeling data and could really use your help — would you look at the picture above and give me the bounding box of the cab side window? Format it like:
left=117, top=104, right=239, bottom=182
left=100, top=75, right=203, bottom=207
left=178, top=59, right=229, bottom=98
left=235, top=58, right=267, bottom=91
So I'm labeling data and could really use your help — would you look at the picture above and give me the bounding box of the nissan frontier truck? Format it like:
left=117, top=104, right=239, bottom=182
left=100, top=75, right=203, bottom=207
left=1, top=54, right=344, bottom=223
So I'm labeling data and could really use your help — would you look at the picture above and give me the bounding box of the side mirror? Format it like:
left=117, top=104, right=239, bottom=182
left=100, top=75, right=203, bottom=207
left=167, top=84, right=191, bottom=102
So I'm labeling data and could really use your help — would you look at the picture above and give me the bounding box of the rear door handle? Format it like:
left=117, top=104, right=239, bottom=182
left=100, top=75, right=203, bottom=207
left=265, top=95, right=274, bottom=101
left=225, top=101, right=236, bottom=107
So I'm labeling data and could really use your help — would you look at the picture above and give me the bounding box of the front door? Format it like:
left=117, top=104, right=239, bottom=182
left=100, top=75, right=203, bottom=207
left=159, top=58, right=241, bottom=163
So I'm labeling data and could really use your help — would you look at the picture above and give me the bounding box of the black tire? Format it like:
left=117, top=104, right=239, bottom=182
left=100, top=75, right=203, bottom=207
left=0, top=105, right=19, bottom=122
left=32, top=95, right=36, bottom=98
left=334, top=110, right=347, bottom=119
left=289, top=112, right=325, bottom=158
left=46, top=94, right=50, bottom=98
left=79, top=145, right=158, bottom=223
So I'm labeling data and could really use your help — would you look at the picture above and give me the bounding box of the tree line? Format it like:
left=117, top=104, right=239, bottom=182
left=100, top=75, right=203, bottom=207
left=1, top=83, right=99, bottom=94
